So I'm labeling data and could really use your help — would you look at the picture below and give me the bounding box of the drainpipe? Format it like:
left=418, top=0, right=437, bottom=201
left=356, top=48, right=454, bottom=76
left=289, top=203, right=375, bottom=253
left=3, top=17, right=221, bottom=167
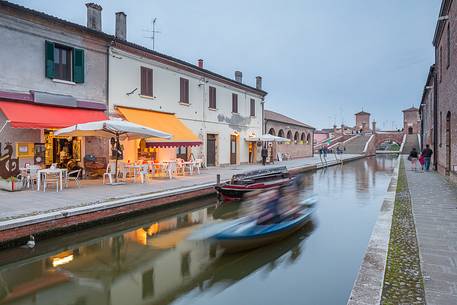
left=106, top=44, right=110, bottom=114
left=433, top=71, right=438, bottom=171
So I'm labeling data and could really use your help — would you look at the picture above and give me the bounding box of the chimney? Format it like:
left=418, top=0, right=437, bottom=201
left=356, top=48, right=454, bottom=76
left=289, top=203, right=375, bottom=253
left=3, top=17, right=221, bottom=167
left=235, top=71, right=242, bottom=83
left=115, top=12, right=127, bottom=40
left=256, top=76, right=262, bottom=90
left=86, top=3, right=102, bottom=31
left=197, top=59, right=204, bottom=69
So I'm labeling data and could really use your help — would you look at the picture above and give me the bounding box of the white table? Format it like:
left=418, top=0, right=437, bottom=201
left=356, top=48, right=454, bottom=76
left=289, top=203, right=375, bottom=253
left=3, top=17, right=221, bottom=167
left=37, top=168, right=67, bottom=191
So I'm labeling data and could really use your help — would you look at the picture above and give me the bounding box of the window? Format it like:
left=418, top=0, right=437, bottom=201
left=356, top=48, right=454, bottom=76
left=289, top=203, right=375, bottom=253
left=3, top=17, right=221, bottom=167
left=250, top=99, right=255, bottom=116
left=53, top=45, right=72, bottom=81
left=294, top=131, right=299, bottom=142
left=268, top=128, right=276, bottom=136
left=141, top=66, right=153, bottom=97
left=287, top=130, right=292, bottom=140
left=45, top=41, right=84, bottom=83
left=232, top=93, right=238, bottom=113
left=209, top=86, right=216, bottom=109
left=180, top=78, right=189, bottom=103
left=278, top=129, right=284, bottom=137
left=447, top=23, right=451, bottom=68
left=307, top=133, right=311, bottom=144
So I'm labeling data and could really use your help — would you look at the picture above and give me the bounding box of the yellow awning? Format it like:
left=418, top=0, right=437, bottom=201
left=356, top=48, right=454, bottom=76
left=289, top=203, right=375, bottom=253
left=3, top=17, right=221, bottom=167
left=117, top=106, right=201, bottom=147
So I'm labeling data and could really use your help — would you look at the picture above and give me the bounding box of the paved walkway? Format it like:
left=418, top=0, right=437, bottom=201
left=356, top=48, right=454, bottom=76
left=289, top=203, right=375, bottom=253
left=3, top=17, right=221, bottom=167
left=405, top=157, right=457, bottom=305
left=0, top=154, right=360, bottom=223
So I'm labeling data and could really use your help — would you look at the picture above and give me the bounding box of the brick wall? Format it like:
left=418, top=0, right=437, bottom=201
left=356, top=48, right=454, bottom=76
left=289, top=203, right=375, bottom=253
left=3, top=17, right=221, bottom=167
left=403, top=110, right=420, bottom=134
left=265, top=120, right=313, bottom=159
left=0, top=112, right=41, bottom=167
left=435, top=1, right=457, bottom=175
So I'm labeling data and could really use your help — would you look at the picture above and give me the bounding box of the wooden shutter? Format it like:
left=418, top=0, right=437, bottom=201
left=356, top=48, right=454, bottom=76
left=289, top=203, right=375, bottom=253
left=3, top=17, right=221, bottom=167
left=73, top=48, right=85, bottom=83
left=141, top=67, right=153, bottom=96
left=209, top=86, right=216, bottom=108
left=45, top=41, right=55, bottom=79
left=180, top=78, right=189, bottom=103
left=232, top=94, right=238, bottom=113
left=250, top=99, right=255, bottom=116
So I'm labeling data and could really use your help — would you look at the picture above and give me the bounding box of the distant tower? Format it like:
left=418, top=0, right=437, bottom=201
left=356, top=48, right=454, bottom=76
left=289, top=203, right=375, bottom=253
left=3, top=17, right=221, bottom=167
left=372, top=120, right=377, bottom=134
left=355, top=110, right=371, bottom=132
left=402, top=106, right=420, bottom=134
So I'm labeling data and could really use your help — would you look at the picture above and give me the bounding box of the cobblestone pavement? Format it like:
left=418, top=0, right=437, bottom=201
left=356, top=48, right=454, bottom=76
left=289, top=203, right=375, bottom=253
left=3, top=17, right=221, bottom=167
left=381, top=159, right=425, bottom=305
left=404, top=156, right=457, bottom=305
left=0, top=154, right=359, bottom=222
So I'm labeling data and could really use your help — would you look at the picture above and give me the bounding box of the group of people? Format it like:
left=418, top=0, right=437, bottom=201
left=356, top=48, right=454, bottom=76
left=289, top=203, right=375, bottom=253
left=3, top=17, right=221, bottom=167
left=408, top=144, right=433, bottom=171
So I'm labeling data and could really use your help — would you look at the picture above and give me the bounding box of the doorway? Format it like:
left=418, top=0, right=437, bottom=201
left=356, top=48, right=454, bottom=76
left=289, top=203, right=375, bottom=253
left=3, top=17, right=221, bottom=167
left=408, top=126, right=413, bottom=134
left=230, top=135, right=237, bottom=165
left=446, top=112, right=451, bottom=174
left=206, top=134, right=216, bottom=167
left=248, top=142, right=257, bottom=164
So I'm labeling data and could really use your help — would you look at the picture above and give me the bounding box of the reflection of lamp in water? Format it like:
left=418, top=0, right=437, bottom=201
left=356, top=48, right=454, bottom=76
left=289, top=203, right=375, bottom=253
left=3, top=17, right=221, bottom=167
left=147, top=223, right=159, bottom=236
left=52, top=254, right=74, bottom=267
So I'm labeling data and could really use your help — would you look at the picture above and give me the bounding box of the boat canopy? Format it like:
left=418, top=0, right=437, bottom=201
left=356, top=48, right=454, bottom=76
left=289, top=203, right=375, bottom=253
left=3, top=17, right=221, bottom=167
left=232, top=166, right=289, bottom=182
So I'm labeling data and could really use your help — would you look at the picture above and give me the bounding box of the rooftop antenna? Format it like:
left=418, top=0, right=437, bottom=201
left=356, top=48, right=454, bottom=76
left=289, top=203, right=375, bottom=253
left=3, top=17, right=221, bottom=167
left=143, top=18, right=161, bottom=50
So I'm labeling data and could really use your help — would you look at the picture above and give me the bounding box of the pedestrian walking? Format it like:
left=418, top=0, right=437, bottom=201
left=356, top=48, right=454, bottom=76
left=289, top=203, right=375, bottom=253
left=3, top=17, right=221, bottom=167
left=421, top=144, right=433, bottom=171
left=261, top=145, right=268, bottom=166
left=408, top=148, right=418, bottom=171
left=418, top=154, right=425, bottom=172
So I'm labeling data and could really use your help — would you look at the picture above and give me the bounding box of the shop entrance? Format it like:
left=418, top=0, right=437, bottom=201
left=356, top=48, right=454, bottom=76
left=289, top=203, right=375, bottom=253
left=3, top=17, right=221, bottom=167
left=230, top=135, right=237, bottom=165
left=207, top=134, right=217, bottom=167
left=44, top=130, right=81, bottom=168
left=248, top=142, right=257, bottom=164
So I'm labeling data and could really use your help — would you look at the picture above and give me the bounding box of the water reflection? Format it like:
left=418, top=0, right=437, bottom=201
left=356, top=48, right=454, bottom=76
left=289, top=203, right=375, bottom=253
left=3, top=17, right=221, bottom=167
left=0, top=155, right=397, bottom=305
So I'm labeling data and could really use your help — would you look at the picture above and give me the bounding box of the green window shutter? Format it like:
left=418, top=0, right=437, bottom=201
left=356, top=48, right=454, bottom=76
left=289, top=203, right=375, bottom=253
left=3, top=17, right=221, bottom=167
left=73, top=48, right=85, bottom=83
left=45, top=41, right=55, bottom=79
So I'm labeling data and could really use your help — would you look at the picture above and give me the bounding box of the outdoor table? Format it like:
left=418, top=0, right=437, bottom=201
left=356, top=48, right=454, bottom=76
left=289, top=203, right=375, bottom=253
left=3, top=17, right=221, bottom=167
left=124, top=164, right=142, bottom=180
left=37, top=168, right=67, bottom=191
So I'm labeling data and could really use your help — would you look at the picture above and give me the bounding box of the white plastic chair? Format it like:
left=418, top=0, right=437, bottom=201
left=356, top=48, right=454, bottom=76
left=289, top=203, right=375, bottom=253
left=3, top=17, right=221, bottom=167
left=136, top=164, right=151, bottom=184
left=194, top=159, right=202, bottom=174
left=50, top=163, right=57, bottom=170
left=43, top=172, right=59, bottom=192
left=26, top=166, right=39, bottom=190
left=66, top=169, right=82, bottom=188
left=103, top=162, right=116, bottom=184
left=166, top=161, right=177, bottom=179
left=176, top=158, right=185, bottom=176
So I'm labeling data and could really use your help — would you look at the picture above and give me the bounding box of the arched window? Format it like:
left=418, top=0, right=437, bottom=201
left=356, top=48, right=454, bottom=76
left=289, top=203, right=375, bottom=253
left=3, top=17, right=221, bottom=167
left=278, top=129, right=285, bottom=137
left=306, top=133, right=311, bottom=144
left=294, top=131, right=299, bottom=142
left=268, top=128, right=276, bottom=136
left=287, top=130, right=292, bottom=140
left=301, top=133, right=306, bottom=144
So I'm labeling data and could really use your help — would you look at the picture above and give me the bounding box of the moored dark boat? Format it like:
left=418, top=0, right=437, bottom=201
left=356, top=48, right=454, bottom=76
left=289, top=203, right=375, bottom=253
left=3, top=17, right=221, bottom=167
left=215, top=166, right=291, bottom=201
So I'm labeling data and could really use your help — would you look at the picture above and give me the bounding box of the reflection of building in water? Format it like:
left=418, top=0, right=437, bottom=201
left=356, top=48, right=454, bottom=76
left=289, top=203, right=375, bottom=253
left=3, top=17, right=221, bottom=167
left=0, top=209, right=213, bottom=305
left=0, top=207, right=311, bottom=305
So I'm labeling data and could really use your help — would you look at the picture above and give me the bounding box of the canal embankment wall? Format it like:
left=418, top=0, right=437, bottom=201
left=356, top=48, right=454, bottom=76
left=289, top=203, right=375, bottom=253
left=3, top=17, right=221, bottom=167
left=347, top=155, right=401, bottom=305
left=0, top=155, right=365, bottom=249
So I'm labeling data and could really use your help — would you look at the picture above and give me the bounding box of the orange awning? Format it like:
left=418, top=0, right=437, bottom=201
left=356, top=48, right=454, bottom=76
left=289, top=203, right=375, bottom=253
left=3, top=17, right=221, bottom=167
left=117, top=106, right=201, bottom=147
left=0, top=101, right=107, bottom=129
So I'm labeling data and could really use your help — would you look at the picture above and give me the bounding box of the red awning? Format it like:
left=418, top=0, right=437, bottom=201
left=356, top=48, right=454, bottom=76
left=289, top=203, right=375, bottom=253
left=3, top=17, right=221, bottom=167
left=0, top=101, right=107, bottom=129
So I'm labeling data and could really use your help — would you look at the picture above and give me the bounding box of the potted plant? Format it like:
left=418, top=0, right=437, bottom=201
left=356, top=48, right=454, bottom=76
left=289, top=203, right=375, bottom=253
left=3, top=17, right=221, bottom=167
left=0, top=176, right=25, bottom=192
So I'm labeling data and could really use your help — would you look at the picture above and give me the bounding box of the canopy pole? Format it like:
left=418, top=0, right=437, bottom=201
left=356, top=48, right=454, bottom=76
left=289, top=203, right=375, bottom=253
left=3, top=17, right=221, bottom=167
left=115, top=133, right=119, bottom=183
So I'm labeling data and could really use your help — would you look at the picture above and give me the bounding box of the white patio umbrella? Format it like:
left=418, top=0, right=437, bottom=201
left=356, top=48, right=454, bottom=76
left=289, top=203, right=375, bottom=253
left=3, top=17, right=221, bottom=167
left=251, top=134, right=291, bottom=142
left=54, top=119, right=171, bottom=182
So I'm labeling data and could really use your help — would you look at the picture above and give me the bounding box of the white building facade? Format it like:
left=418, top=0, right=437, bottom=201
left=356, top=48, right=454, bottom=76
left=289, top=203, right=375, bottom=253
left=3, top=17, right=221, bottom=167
left=108, top=42, right=267, bottom=166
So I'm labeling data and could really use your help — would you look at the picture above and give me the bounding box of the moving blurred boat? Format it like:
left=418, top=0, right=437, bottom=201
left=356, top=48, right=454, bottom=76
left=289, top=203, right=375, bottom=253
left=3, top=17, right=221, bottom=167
left=215, top=166, right=291, bottom=201
left=213, top=198, right=316, bottom=253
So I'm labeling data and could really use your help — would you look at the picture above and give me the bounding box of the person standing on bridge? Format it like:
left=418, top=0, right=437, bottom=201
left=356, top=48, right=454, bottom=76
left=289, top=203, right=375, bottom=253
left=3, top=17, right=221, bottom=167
left=261, top=145, right=268, bottom=166
left=408, top=148, right=418, bottom=171
left=421, top=144, right=433, bottom=171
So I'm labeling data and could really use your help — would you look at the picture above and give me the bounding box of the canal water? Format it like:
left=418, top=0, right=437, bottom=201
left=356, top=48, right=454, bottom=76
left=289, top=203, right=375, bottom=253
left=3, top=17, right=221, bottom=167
left=0, top=155, right=397, bottom=305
